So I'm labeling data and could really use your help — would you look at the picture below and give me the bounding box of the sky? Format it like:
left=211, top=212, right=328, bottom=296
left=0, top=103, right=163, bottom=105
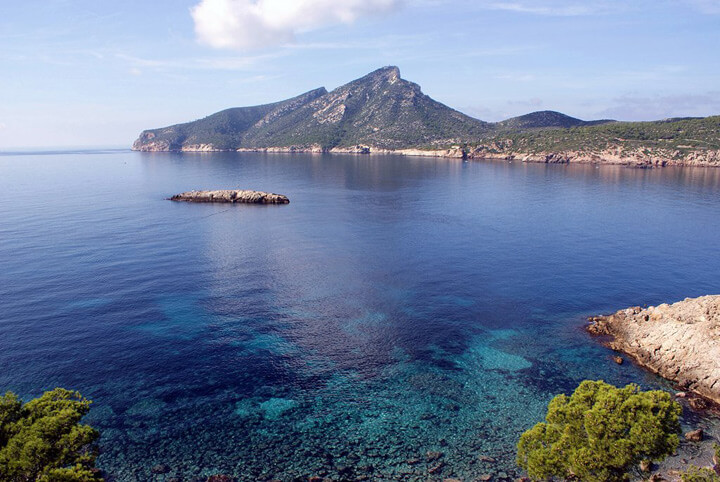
left=1, top=0, right=719, bottom=148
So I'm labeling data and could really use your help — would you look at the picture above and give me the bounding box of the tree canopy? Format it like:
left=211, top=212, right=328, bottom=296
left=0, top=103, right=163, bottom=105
left=517, top=380, right=682, bottom=481
left=0, top=388, right=102, bottom=481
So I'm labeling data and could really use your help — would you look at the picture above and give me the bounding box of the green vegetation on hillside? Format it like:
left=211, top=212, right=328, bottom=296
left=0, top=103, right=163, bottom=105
left=682, top=465, right=720, bottom=482
left=479, top=116, right=720, bottom=156
left=517, top=380, right=681, bottom=482
left=133, top=66, right=492, bottom=151
left=0, top=388, right=102, bottom=482
left=498, top=110, right=613, bottom=130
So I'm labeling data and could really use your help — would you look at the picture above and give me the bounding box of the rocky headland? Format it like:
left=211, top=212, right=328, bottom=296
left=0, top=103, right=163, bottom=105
left=169, top=190, right=289, bottom=204
left=133, top=66, right=720, bottom=168
left=587, top=295, right=720, bottom=404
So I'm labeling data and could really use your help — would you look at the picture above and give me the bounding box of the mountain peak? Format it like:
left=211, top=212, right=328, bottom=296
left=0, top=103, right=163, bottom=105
left=361, top=66, right=401, bottom=83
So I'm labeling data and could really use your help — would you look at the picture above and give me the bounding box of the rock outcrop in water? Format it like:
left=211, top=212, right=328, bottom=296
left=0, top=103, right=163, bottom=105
left=587, top=295, right=720, bottom=404
left=169, top=190, right=289, bottom=204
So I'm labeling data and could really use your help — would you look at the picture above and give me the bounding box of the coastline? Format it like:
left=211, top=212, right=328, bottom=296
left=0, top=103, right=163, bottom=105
left=132, top=144, right=720, bottom=168
left=587, top=295, right=720, bottom=406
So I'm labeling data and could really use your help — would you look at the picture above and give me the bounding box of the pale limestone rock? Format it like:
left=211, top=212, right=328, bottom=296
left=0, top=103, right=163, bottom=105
left=588, top=295, right=720, bottom=404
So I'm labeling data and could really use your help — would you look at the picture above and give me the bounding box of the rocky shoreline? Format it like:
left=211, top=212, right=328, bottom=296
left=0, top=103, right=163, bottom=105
left=169, top=190, right=289, bottom=204
left=467, top=146, right=720, bottom=168
left=135, top=143, right=720, bottom=168
left=587, top=295, right=720, bottom=405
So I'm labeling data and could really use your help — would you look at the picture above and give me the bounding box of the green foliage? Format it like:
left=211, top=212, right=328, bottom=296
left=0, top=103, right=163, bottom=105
left=681, top=465, right=720, bottom=482
left=0, top=388, right=102, bottom=482
left=517, top=380, right=681, bottom=482
left=497, top=110, right=605, bottom=130
left=479, top=116, right=720, bottom=156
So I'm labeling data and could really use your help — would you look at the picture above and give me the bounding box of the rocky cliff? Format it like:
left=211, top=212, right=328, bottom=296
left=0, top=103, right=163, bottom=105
left=587, top=295, right=720, bottom=404
left=466, top=145, right=720, bottom=167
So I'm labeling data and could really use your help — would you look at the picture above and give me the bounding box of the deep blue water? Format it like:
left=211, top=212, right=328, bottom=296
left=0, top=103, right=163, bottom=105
left=1, top=151, right=720, bottom=481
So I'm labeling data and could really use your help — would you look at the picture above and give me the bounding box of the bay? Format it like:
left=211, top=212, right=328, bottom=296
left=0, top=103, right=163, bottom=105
left=1, top=151, right=719, bottom=480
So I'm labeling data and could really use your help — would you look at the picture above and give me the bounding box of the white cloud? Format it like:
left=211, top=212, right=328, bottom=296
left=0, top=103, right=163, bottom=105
left=191, top=0, right=403, bottom=51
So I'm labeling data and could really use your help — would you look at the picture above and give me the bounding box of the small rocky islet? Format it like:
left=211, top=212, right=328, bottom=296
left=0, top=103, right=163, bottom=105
left=588, top=294, right=720, bottom=406
left=169, top=190, right=289, bottom=204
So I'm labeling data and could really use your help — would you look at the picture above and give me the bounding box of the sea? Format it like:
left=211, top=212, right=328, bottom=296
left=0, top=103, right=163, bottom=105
left=1, top=150, right=719, bottom=481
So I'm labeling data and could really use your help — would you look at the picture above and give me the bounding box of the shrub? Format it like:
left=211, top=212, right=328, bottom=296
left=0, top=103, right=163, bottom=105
left=517, top=380, right=681, bottom=481
left=681, top=465, right=720, bottom=482
left=0, top=388, right=102, bottom=481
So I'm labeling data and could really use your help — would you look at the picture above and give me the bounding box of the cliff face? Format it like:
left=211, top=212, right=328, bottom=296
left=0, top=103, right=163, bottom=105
left=588, top=295, right=720, bottom=404
left=466, top=146, right=720, bottom=167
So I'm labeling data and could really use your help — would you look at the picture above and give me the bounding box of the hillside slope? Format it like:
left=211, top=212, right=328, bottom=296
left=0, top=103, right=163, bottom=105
left=471, top=116, right=720, bottom=167
left=133, top=67, right=491, bottom=151
left=498, top=111, right=614, bottom=130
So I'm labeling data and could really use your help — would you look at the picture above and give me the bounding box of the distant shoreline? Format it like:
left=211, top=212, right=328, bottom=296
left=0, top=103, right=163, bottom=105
left=131, top=145, right=720, bottom=168
left=0, top=147, right=131, bottom=156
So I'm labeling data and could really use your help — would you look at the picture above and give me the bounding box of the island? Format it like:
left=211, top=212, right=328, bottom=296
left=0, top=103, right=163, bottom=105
left=132, top=66, right=720, bottom=168
left=169, top=190, right=289, bottom=204
left=587, top=295, right=720, bottom=405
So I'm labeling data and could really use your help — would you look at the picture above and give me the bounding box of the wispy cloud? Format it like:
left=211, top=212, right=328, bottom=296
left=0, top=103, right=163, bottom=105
left=116, top=51, right=287, bottom=71
left=599, top=92, right=720, bottom=121
left=494, top=72, right=536, bottom=82
left=484, top=2, right=604, bottom=15
left=190, top=0, right=404, bottom=51
left=478, top=0, right=720, bottom=16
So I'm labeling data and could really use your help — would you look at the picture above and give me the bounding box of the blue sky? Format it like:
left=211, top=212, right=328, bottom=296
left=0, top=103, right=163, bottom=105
left=1, top=0, right=719, bottom=148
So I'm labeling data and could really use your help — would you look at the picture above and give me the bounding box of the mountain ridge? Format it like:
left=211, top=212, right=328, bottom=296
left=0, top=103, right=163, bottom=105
left=134, top=67, right=492, bottom=152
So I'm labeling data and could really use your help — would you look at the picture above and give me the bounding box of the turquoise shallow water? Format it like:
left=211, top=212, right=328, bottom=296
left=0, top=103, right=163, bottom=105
left=1, top=151, right=719, bottom=480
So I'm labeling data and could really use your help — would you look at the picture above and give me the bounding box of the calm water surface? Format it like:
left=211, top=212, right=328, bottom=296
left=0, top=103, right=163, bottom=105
left=1, top=151, right=719, bottom=480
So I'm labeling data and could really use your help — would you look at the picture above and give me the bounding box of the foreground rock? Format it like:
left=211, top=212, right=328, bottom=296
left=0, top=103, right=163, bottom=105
left=587, top=295, right=720, bottom=405
left=169, top=190, right=289, bottom=204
